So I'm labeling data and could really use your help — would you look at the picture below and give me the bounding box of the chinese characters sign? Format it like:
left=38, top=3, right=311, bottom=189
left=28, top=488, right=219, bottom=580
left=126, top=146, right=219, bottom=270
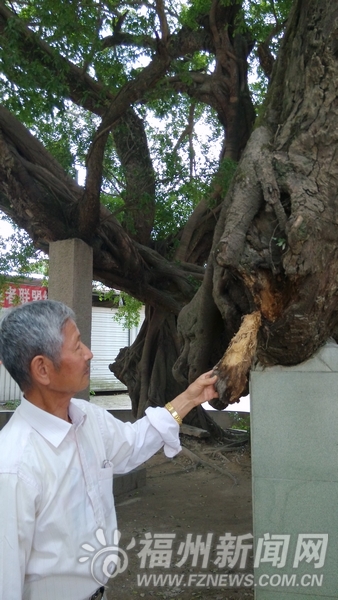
left=1, top=283, right=48, bottom=308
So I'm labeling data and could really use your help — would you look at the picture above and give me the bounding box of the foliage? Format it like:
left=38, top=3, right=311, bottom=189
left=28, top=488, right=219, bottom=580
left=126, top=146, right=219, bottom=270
left=0, top=215, right=48, bottom=308
left=0, top=399, right=21, bottom=410
left=210, top=157, right=238, bottom=207
left=98, top=289, right=143, bottom=330
left=245, top=0, right=293, bottom=109
left=0, top=0, right=293, bottom=283
left=249, top=62, right=269, bottom=113
left=0, top=216, right=48, bottom=281
left=113, top=292, right=143, bottom=330
left=230, top=411, right=250, bottom=432
left=245, top=0, right=293, bottom=42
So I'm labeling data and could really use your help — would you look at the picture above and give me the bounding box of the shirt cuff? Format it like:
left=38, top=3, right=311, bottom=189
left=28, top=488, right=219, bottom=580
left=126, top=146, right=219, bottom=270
left=145, top=406, right=182, bottom=458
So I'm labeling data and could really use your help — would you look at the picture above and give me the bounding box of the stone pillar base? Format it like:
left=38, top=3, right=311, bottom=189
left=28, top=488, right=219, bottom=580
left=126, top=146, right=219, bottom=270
left=251, top=341, right=338, bottom=599
left=48, top=239, right=93, bottom=400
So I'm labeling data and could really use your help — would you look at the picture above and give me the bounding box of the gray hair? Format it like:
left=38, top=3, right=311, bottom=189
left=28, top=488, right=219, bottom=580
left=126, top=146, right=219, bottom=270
left=0, top=300, right=75, bottom=390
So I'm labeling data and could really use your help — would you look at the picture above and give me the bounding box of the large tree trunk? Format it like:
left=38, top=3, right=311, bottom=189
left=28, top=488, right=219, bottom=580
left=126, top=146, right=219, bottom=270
left=111, top=305, right=183, bottom=419
left=175, top=0, right=338, bottom=408
left=112, top=108, right=156, bottom=245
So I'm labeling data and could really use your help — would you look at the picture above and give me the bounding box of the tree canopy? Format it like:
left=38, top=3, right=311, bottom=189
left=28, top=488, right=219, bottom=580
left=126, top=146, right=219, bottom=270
left=0, top=0, right=291, bottom=250
left=0, top=0, right=337, bottom=430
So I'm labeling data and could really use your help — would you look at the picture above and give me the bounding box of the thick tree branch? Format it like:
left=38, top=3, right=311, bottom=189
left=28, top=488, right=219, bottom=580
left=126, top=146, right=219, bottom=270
left=112, top=108, right=156, bottom=244
left=0, top=104, right=202, bottom=313
left=79, top=128, right=109, bottom=240
left=155, top=0, right=170, bottom=43
left=101, top=31, right=156, bottom=50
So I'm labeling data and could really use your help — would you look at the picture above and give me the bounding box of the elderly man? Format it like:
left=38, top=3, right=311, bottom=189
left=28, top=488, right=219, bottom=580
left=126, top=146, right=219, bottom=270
left=0, top=300, right=218, bottom=600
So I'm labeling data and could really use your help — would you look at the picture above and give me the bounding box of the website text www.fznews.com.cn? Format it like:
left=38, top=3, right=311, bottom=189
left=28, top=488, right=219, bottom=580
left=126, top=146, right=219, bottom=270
left=137, top=572, right=324, bottom=589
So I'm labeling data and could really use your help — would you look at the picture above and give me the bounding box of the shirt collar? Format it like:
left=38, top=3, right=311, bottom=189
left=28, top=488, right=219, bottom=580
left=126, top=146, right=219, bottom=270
left=17, top=397, right=87, bottom=448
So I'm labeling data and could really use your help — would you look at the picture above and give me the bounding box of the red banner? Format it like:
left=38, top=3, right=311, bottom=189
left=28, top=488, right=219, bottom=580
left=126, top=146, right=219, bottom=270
left=1, top=284, right=48, bottom=308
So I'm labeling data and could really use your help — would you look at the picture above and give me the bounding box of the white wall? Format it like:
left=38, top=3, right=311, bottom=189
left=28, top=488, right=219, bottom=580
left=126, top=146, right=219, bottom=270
left=90, top=306, right=129, bottom=392
left=0, top=363, right=21, bottom=404
left=90, top=305, right=146, bottom=392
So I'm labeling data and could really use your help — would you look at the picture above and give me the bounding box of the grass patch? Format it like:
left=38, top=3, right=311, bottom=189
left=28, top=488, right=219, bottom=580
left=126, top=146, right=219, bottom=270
left=0, top=399, right=21, bottom=410
left=230, top=411, right=250, bottom=432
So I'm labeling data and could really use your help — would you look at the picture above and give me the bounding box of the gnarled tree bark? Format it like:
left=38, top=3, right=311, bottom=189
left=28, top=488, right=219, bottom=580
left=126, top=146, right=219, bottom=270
left=174, top=0, right=338, bottom=408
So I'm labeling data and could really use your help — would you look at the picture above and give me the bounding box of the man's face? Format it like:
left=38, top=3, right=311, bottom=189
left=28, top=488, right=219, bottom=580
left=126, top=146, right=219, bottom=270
left=47, top=319, right=93, bottom=396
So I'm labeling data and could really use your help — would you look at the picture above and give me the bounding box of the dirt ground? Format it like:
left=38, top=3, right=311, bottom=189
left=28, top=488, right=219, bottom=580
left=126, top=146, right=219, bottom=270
left=105, top=434, right=254, bottom=600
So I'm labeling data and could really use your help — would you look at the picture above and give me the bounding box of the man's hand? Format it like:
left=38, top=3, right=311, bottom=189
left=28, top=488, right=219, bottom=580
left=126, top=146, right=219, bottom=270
left=169, top=371, right=219, bottom=422
left=184, top=371, right=218, bottom=407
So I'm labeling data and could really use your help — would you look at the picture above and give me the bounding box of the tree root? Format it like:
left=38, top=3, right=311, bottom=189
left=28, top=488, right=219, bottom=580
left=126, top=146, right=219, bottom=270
left=180, top=445, right=239, bottom=485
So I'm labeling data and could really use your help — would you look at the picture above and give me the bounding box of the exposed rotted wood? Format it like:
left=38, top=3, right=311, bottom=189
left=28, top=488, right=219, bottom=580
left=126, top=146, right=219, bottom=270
left=211, top=311, right=261, bottom=408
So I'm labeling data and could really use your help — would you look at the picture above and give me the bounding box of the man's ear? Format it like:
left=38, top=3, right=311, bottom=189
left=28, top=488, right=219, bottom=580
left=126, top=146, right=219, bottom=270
left=30, top=355, right=52, bottom=386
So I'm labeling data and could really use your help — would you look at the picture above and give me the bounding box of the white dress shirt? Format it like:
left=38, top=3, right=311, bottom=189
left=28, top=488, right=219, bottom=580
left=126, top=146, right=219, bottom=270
left=0, top=397, right=181, bottom=600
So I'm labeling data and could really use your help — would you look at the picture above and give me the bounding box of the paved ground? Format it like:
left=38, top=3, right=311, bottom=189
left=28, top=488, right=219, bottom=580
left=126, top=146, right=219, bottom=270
left=91, top=393, right=132, bottom=410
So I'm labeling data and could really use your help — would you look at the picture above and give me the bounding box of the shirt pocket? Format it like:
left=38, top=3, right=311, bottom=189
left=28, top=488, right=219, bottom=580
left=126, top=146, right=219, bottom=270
left=98, top=465, right=114, bottom=516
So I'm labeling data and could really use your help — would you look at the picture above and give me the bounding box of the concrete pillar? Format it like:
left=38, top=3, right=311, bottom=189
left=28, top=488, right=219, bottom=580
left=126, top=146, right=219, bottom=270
left=48, top=239, right=93, bottom=400
left=251, top=340, right=338, bottom=599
